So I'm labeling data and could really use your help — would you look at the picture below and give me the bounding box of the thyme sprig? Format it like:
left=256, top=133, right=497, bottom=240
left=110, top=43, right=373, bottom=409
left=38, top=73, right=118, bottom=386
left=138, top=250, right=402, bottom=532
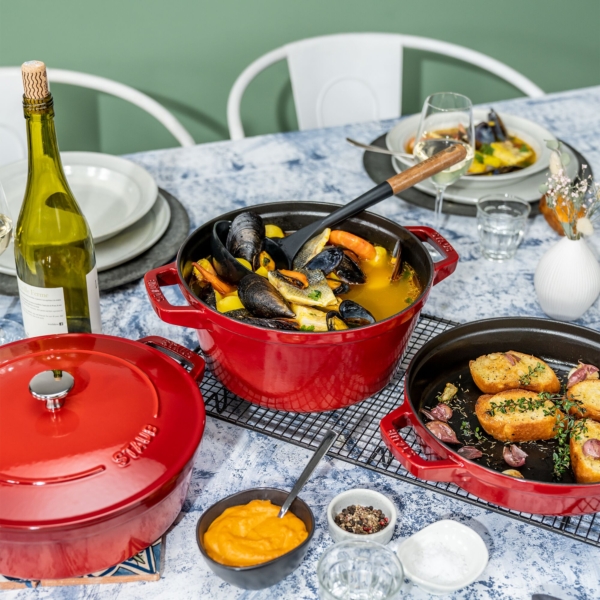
left=485, top=395, right=551, bottom=417
left=484, top=390, right=587, bottom=478
left=518, top=362, right=545, bottom=386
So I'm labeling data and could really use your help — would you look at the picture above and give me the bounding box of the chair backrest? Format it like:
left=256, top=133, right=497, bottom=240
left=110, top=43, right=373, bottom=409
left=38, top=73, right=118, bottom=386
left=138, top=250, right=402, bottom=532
left=227, top=33, right=545, bottom=140
left=0, top=67, right=195, bottom=167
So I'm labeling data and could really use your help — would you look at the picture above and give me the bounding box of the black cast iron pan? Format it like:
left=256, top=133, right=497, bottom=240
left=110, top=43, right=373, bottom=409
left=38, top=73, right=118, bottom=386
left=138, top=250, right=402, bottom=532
left=405, top=317, right=600, bottom=484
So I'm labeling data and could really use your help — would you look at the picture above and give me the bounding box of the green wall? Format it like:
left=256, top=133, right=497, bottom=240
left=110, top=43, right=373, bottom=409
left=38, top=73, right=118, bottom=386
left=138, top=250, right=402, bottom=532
left=1, top=0, right=599, bottom=154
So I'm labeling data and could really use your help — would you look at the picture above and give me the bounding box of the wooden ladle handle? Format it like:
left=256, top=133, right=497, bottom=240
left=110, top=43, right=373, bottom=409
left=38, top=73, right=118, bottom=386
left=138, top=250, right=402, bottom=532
left=386, top=143, right=467, bottom=194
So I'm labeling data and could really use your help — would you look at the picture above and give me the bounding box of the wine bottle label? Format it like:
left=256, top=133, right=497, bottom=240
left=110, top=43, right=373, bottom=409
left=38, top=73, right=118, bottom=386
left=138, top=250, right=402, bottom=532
left=86, top=266, right=102, bottom=333
left=17, top=277, right=68, bottom=337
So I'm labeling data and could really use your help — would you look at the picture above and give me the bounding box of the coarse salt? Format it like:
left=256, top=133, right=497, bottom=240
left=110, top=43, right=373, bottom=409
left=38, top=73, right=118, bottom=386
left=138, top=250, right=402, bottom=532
left=407, top=539, right=471, bottom=585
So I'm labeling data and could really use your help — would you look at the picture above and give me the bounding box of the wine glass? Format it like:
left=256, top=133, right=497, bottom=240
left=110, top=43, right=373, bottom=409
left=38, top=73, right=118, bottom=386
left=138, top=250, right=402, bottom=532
left=413, top=92, right=475, bottom=225
left=0, top=180, right=26, bottom=344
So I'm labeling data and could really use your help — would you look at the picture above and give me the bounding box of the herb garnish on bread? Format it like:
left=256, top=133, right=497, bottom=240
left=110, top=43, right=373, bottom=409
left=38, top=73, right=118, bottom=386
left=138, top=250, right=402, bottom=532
left=475, top=389, right=562, bottom=443
left=469, top=351, right=561, bottom=394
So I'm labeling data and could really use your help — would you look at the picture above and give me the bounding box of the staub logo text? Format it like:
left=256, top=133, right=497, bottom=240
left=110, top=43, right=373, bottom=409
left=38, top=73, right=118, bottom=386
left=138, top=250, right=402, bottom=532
left=112, top=425, right=158, bottom=467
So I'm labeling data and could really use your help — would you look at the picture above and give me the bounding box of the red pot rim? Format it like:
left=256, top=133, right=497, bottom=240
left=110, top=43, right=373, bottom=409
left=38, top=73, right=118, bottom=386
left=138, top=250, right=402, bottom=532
left=173, top=202, right=456, bottom=343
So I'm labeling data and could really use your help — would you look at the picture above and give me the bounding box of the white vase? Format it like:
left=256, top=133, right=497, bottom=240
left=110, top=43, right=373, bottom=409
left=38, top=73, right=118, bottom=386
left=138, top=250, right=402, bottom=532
left=534, top=236, right=600, bottom=321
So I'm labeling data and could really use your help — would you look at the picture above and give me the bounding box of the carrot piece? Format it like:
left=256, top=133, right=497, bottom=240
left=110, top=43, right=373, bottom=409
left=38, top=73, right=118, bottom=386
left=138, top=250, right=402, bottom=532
left=329, top=230, right=376, bottom=260
left=193, top=262, right=236, bottom=295
left=279, top=269, right=309, bottom=289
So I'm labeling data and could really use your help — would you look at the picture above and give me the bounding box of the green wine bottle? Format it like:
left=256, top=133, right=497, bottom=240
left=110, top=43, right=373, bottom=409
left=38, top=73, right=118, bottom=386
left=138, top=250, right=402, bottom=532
left=15, top=61, right=101, bottom=336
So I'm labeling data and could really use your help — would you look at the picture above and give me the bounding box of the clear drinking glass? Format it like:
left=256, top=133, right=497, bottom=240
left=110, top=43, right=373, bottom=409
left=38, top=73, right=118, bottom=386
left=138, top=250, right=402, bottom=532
left=0, top=180, right=26, bottom=344
left=413, top=92, right=475, bottom=225
left=476, top=194, right=531, bottom=261
left=317, top=541, right=404, bottom=600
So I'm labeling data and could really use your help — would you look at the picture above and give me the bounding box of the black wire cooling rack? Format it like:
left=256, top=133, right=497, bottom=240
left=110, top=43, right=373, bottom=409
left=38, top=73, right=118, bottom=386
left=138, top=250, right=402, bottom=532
left=196, top=314, right=600, bottom=548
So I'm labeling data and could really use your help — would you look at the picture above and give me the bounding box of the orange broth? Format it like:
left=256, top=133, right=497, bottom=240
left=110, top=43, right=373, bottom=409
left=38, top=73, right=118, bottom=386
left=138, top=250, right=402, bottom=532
left=339, top=250, right=422, bottom=322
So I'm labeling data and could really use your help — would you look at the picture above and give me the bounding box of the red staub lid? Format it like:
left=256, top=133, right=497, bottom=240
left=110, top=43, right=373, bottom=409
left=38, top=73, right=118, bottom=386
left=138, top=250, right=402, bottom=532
left=0, top=334, right=205, bottom=528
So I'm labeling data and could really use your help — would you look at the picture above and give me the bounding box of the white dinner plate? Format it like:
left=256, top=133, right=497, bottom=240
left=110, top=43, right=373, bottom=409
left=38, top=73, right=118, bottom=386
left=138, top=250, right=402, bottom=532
left=386, top=110, right=557, bottom=188
left=0, top=151, right=158, bottom=243
left=0, top=192, right=171, bottom=275
left=390, top=143, right=579, bottom=205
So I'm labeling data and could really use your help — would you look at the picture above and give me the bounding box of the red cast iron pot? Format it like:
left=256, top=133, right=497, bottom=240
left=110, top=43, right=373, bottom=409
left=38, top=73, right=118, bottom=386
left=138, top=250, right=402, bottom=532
left=380, top=318, right=600, bottom=516
left=144, top=202, right=458, bottom=412
left=0, top=334, right=206, bottom=579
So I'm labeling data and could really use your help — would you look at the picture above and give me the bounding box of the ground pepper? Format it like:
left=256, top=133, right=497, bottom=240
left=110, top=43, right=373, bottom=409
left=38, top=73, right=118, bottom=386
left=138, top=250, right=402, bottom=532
left=334, top=504, right=389, bottom=534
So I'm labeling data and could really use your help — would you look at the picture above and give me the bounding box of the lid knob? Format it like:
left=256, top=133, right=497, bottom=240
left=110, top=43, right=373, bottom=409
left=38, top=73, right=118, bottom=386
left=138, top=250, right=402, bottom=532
left=29, top=370, right=75, bottom=411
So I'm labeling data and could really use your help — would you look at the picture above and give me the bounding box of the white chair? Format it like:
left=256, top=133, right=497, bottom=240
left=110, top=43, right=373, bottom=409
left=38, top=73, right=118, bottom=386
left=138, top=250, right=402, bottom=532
left=0, top=67, right=195, bottom=166
left=227, top=33, right=544, bottom=140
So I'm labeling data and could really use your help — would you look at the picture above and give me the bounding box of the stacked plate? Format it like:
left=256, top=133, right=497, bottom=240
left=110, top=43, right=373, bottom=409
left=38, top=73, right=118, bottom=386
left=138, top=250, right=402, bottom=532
left=385, top=109, right=579, bottom=205
left=0, top=152, right=171, bottom=276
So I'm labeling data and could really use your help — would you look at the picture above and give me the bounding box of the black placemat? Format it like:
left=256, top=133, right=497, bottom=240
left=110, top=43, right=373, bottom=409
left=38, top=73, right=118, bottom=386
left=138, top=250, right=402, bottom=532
left=0, top=188, right=189, bottom=296
left=363, top=136, right=590, bottom=217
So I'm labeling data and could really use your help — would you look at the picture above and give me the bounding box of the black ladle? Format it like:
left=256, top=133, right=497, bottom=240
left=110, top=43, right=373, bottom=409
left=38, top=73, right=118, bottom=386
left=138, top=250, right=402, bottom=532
left=212, top=144, right=467, bottom=279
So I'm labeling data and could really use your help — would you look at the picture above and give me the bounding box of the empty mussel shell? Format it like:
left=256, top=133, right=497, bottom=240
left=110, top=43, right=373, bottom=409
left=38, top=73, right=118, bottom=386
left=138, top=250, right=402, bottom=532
left=211, top=221, right=252, bottom=284
left=390, top=239, right=402, bottom=282
left=338, top=300, right=375, bottom=327
left=226, top=212, right=265, bottom=270
left=488, top=108, right=507, bottom=141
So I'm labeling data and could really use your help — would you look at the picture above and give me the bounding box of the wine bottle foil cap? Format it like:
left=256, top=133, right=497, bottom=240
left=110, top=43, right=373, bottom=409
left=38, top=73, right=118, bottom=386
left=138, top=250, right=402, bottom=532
left=22, top=60, right=49, bottom=99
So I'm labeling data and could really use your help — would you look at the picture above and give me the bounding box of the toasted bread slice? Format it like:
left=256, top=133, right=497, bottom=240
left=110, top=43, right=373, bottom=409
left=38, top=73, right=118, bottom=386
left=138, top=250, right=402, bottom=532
left=570, top=419, right=600, bottom=483
left=475, top=389, right=561, bottom=442
left=469, top=351, right=561, bottom=394
left=568, top=380, right=600, bottom=422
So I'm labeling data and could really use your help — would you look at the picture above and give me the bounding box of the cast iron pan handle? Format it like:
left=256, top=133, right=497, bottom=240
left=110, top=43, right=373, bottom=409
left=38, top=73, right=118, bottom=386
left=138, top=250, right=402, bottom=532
left=379, top=401, right=465, bottom=482
left=144, top=262, right=210, bottom=330
left=405, top=226, right=459, bottom=286
left=138, top=335, right=206, bottom=382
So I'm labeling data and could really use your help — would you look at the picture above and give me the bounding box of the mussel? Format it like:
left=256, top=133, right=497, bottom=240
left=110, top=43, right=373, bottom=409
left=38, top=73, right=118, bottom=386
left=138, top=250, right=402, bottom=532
left=226, top=307, right=298, bottom=330
left=196, top=286, right=217, bottom=310
left=237, top=273, right=295, bottom=319
left=226, top=212, right=265, bottom=270
left=241, top=317, right=299, bottom=331
left=326, top=311, right=349, bottom=331
left=304, top=247, right=344, bottom=275
left=327, top=279, right=350, bottom=296
left=474, top=121, right=495, bottom=148
left=488, top=108, right=507, bottom=141
left=334, top=253, right=366, bottom=284
left=390, top=239, right=402, bottom=282
left=339, top=300, right=375, bottom=327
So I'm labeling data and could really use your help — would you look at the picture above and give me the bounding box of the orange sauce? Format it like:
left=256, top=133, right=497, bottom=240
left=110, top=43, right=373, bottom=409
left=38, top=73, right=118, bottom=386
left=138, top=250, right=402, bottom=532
left=203, top=499, right=308, bottom=567
left=340, top=249, right=422, bottom=321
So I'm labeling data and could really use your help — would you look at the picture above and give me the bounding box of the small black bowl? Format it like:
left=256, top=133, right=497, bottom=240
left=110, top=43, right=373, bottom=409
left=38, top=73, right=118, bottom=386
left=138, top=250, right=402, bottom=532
left=196, top=487, right=315, bottom=590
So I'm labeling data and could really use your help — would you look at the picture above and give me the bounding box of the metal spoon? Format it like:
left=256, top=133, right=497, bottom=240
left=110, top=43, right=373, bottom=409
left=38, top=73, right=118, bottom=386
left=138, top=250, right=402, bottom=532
left=278, top=429, right=338, bottom=518
left=346, top=137, right=415, bottom=160
left=212, top=143, right=467, bottom=276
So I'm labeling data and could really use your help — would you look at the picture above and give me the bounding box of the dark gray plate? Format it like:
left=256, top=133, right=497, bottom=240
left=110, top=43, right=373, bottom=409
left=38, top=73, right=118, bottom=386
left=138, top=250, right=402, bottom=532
left=0, top=188, right=189, bottom=296
left=363, top=136, right=590, bottom=218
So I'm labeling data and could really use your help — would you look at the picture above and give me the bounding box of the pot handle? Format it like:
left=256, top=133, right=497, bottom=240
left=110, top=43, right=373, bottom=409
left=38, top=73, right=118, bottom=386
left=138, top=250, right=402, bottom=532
left=379, top=401, right=464, bottom=482
left=144, top=262, right=209, bottom=329
left=405, top=226, right=459, bottom=286
left=138, top=336, right=206, bottom=382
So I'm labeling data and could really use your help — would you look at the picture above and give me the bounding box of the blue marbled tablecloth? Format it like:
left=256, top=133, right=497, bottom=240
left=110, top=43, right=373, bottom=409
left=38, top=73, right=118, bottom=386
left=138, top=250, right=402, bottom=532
left=2, top=86, right=600, bottom=600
